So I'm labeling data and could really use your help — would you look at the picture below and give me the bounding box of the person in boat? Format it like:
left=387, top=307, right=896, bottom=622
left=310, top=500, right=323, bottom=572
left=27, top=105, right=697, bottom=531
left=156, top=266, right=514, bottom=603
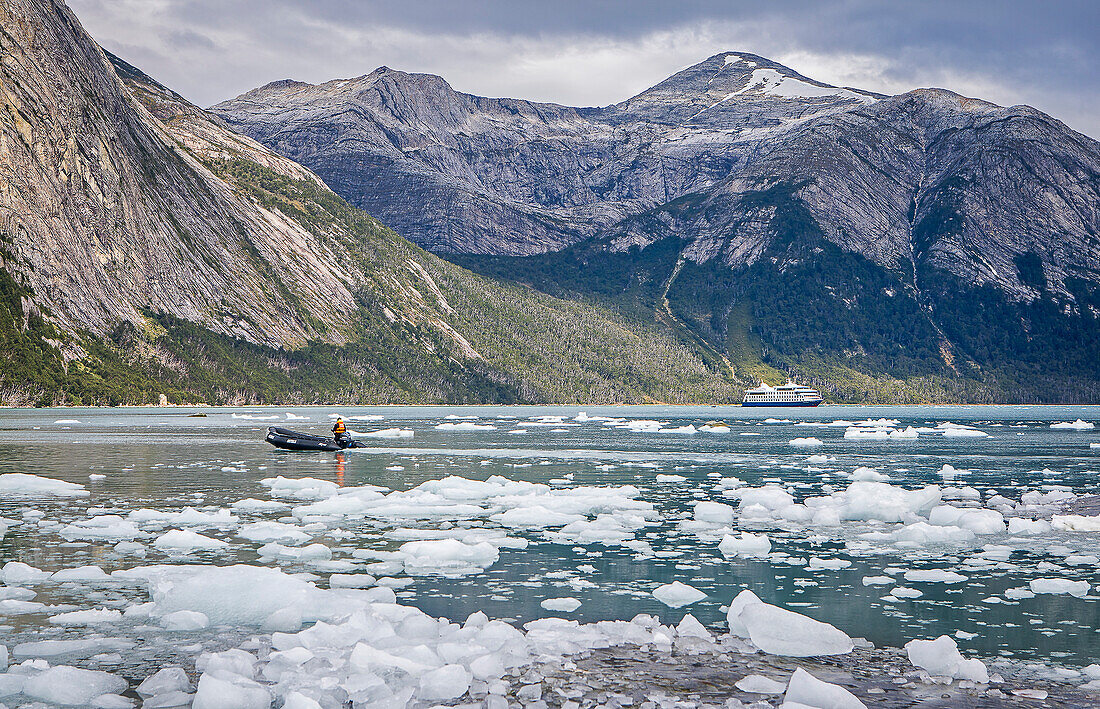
left=332, top=417, right=352, bottom=448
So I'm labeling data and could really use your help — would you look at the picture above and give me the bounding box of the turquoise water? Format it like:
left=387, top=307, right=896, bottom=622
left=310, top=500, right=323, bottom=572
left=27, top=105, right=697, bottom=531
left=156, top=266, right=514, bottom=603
left=1, top=404, right=1098, bottom=677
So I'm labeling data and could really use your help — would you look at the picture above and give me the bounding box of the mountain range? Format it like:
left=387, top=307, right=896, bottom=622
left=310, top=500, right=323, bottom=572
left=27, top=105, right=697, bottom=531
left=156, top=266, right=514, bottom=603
left=1, top=0, right=1097, bottom=404
left=213, top=50, right=1100, bottom=403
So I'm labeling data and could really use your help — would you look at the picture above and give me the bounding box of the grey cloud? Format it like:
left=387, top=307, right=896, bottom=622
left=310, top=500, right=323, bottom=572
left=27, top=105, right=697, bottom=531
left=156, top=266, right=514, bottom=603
left=69, top=0, right=1099, bottom=138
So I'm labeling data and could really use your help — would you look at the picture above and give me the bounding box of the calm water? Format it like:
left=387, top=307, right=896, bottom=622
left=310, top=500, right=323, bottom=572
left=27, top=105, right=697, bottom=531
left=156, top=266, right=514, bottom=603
left=1, top=405, right=1098, bottom=678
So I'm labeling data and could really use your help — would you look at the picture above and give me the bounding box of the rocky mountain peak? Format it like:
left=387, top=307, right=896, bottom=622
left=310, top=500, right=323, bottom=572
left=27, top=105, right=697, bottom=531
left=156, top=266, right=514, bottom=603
left=602, top=51, right=879, bottom=127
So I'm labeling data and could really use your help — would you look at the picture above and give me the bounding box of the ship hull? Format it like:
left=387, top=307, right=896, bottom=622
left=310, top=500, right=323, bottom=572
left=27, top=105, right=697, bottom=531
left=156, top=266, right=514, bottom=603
left=741, top=400, right=823, bottom=407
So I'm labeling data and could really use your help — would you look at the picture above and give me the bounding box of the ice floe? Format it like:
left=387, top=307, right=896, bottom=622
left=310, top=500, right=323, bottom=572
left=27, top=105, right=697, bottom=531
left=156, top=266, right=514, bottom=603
left=0, top=473, right=88, bottom=498
left=1050, top=419, right=1094, bottom=430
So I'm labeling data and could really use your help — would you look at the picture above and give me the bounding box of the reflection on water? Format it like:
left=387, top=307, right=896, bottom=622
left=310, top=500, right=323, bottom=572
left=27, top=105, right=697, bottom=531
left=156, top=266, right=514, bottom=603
left=0, top=404, right=1098, bottom=677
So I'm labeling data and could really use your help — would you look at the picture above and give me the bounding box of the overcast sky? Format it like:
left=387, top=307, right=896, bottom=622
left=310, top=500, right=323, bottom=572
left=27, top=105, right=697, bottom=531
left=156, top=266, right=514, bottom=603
left=70, top=0, right=1099, bottom=139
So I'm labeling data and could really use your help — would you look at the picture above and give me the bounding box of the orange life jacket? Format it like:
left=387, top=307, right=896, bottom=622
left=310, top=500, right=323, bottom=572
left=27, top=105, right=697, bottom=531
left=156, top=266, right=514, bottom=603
left=333, top=420, right=346, bottom=434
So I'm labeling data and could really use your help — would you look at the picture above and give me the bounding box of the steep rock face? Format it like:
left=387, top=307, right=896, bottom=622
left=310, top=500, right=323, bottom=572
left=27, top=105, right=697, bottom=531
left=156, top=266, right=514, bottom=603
left=0, top=0, right=740, bottom=405
left=0, top=0, right=362, bottom=349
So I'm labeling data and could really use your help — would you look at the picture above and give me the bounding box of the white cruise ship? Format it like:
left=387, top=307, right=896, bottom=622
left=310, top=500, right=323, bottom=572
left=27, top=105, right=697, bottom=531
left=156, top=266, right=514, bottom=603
left=742, top=380, right=823, bottom=407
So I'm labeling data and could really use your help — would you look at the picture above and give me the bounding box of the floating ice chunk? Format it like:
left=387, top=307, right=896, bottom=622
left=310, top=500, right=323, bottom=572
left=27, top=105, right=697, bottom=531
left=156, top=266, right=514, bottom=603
left=196, top=649, right=258, bottom=679
left=48, top=608, right=123, bottom=625
left=937, top=464, right=968, bottom=480
left=699, top=423, right=731, bottom=432
left=1004, top=587, right=1035, bottom=600
left=540, top=597, right=581, bottom=612
left=54, top=419, right=81, bottom=424
left=327, top=571, right=376, bottom=589
left=154, top=530, right=228, bottom=552
left=890, top=426, right=920, bottom=439
left=840, top=482, right=942, bottom=523
left=114, top=540, right=147, bottom=557
left=905, top=635, right=988, bottom=683
left=807, top=557, right=851, bottom=570
left=88, top=473, right=106, bottom=480
left=129, top=507, right=238, bottom=529
left=257, top=542, right=331, bottom=561
left=889, top=587, right=922, bottom=598
left=941, top=486, right=981, bottom=501
left=419, top=664, right=470, bottom=700
left=238, top=521, right=310, bottom=544
left=260, top=476, right=339, bottom=501
left=694, top=501, right=735, bottom=524
left=891, top=522, right=976, bottom=545
left=928, top=506, right=1005, bottom=534
left=736, top=674, right=786, bottom=694
left=904, top=569, right=966, bottom=584
left=50, top=565, right=112, bottom=583
left=137, top=667, right=191, bottom=697
left=231, top=499, right=289, bottom=513
left=652, top=581, right=706, bottom=607
left=162, top=610, right=209, bottom=630
left=399, top=539, right=499, bottom=576
left=435, top=422, right=496, bottom=431
left=492, top=506, right=584, bottom=528
left=120, top=565, right=325, bottom=626
left=1050, top=419, right=1094, bottom=429
left=850, top=467, right=887, bottom=481
left=658, top=425, right=697, bottom=434
left=282, top=692, right=322, bottom=709
left=1052, top=514, right=1100, bottom=532
left=12, top=638, right=133, bottom=659
left=21, top=665, right=128, bottom=705
left=718, top=532, right=772, bottom=558
left=789, top=437, right=823, bottom=447
left=0, top=586, right=35, bottom=600
left=192, top=672, right=270, bottom=709
left=1029, top=577, right=1090, bottom=597
left=782, top=668, right=866, bottom=708
left=943, top=427, right=989, bottom=438
left=60, top=515, right=142, bottom=541
left=735, top=485, right=795, bottom=512
left=655, top=474, right=687, bottom=482
left=844, top=426, right=890, bottom=440
left=764, top=418, right=791, bottom=424
left=0, top=598, right=47, bottom=614
left=861, top=575, right=893, bottom=586
left=676, top=613, right=711, bottom=639
left=736, top=599, right=853, bottom=656
left=362, top=428, right=414, bottom=438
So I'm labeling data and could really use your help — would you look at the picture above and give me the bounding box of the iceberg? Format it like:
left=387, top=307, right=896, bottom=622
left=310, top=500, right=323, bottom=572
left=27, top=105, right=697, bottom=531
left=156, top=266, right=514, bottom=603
left=154, top=529, right=228, bottom=552
left=729, top=591, right=853, bottom=656
left=652, top=581, right=706, bottom=608
left=781, top=668, right=866, bottom=708
left=905, top=635, right=988, bottom=683
left=718, top=532, right=772, bottom=558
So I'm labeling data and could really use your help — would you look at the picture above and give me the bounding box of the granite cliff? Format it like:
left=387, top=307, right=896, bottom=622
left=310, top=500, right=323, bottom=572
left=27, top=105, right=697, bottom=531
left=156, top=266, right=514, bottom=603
left=0, top=0, right=738, bottom=405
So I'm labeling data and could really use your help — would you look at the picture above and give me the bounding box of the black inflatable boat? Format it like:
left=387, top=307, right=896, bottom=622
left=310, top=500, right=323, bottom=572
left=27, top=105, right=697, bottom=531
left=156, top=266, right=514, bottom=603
left=265, top=426, right=365, bottom=451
